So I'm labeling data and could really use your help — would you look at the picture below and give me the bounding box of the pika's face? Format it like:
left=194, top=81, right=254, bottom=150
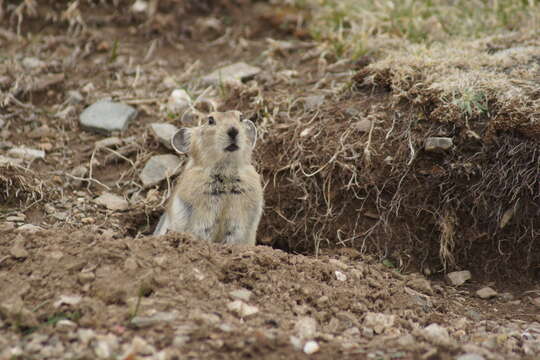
left=171, top=111, right=257, bottom=166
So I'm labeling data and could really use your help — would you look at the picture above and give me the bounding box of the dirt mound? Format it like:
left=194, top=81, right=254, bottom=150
left=1, top=228, right=539, bottom=359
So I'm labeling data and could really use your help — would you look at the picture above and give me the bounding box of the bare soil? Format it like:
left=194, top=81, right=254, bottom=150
left=0, top=1, right=539, bottom=359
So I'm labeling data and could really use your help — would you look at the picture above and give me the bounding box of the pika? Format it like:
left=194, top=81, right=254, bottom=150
left=153, top=110, right=263, bottom=245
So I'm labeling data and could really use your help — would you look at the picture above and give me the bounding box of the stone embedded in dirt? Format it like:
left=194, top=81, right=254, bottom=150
left=227, top=300, right=259, bottom=317
left=10, top=236, right=28, bottom=258
left=80, top=100, right=137, bottom=134
left=22, top=56, right=46, bottom=69
left=420, top=323, right=452, bottom=346
left=15, top=224, right=43, bottom=233
left=139, top=154, right=182, bottom=187
left=78, top=271, right=95, bottom=284
left=303, top=340, right=320, bottom=355
left=95, top=136, right=123, bottom=149
left=130, top=336, right=156, bottom=355
left=364, top=312, right=395, bottom=335
left=335, top=270, right=347, bottom=281
left=294, top=317, right=317, bottom=340
left=476, top=287, right=498, bottom=299
left=424, top=137, right=453, bottom=152
left=131, top=311, right=178, bottom=328
left=54, top=294, right=82, bottom=308
left=202, top=62, right=261, bottom=86
left=150, top=123, right=179, bottom=149
left=167, top=89, right=191, bottom=113
left=56, top=319, right=77, bottom=332
left=94, top=192, right=129, bottom=211
left=229, top=288, right=253, bottom=302
left=7, top=146, right=45, bottom=160
left=67, top=90, right=84, bottom=104
left=447, top=270, right=472, bottom=286
left=355, top=119, right=372, bottom=133
left=456, top=354, right=485, bottom=360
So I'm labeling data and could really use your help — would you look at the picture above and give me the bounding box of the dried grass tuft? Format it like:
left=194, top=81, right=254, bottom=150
left=0, top=163, right=50, bottom=208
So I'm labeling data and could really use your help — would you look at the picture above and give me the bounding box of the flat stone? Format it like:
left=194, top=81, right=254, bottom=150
left=95, top=192, right=129, bottom=211
left=139, top=154, right=182, bottom=187
left=476, top=286, right=498, bottom=299
left=447, top=270, right=472, bottom=286
left=80, top=100, right=137, bottom=134
left=456, top=354, right=485, bottom=360
left=425, top=137, right=453, bottom=152
left=131, top=311, right=178, bottom=328
left=7, top=147, right=45, bottom=160
left=229, top=288, right=253, bottom=302
left=149, top=123, right=179, bottom=149
left=202, top=62, right=261, bottom=86
left=167, top=89, right=191, bottom=114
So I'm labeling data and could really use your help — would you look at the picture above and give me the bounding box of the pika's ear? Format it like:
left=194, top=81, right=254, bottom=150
left=242, top=119, right=257, bottom=148
left=171, top=128, right=191, bottom=154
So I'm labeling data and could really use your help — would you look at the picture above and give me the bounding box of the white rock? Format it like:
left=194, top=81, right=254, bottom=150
left=67, top=90, right=84, bottom=104
left=80, top=100, right=137, bottom=134
left=229, top=288, right=253, bottom=302
left=364, top=312, right=395, bottom=334
left=202, top=62, right=261, bottom=86
left=447, top=270, right=472, bottom=286
left=131, top=311, right=178, bottom=327
left=139, top=154, right=182, bottom=187
left=227, top=300, right=259, bottom=317
left=131, top=0, right=148, bottom=12
left=476, top=287, right=498, bottom=299
left=335, top=270, right=347, bottom=281
left=425, top=137, right=453, bottom=152
left=77, top=328, right=96, bottom=344
left=94, top=192, right=129, bottom=211
left=456, top=354, right=485, bottom=360
left=15, top=224, right=43, bottom=233
left=303, top=340, right=320, bottom=355
left=54, top=295, right=82, bottom=308
left=167, top=89, right=191, bottom=113
left=294, top=317, right=317, bottom=340
left=421, top=323, right=451, bottom=345
left=149, top=123, right=179, bottom=149
left=56, top=319, right=77, bottom=332
left=8, top=147, right=45, bottom=160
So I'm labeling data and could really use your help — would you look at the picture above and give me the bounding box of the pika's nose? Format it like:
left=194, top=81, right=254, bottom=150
left=227, top=127, right=238, bottom=139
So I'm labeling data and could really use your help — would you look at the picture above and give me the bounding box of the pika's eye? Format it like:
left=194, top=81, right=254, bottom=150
left=208, top=116, right=216, bottom=125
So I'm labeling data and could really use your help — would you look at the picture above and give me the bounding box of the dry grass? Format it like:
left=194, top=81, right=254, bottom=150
left=0, top=164, right=50, bottom=209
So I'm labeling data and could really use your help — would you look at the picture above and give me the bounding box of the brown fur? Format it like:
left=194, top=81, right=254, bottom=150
left=154, top=111, right=263, bottom=245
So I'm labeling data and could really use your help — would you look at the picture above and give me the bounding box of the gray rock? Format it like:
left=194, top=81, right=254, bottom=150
left=139, top=154, right=182, bottom=187
left=425, top=137, right=453, bottom=152
left=202, top=62, right=261, bottom=86
left=294, top=316, right=317, bottom=339
left=150, top=123, right=179, bottom=149
left=456, top=354, right=485, bottom=360
left=94, top=192, right=129, bottom=211
left=131, top=311, right=178, bottom=328
left=67, top=90, right=84, bottom=104
left=421, top=323, right=452, bottom=346
left=447, top=270, right=472, bottom=286
left=303, top=340, right=319, bottom=355
left=229, top=288, right=253, bottom=302
left=80, top=100, right=137, bottom=134
left=476, top=287, right=498, bottom=299
left=7, top=147, right=45, bottom=160
left=167, top=89, right=191, bottom=114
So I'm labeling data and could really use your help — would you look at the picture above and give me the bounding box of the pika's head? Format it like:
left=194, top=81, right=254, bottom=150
left=171, top=111, right=257, bottom=166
